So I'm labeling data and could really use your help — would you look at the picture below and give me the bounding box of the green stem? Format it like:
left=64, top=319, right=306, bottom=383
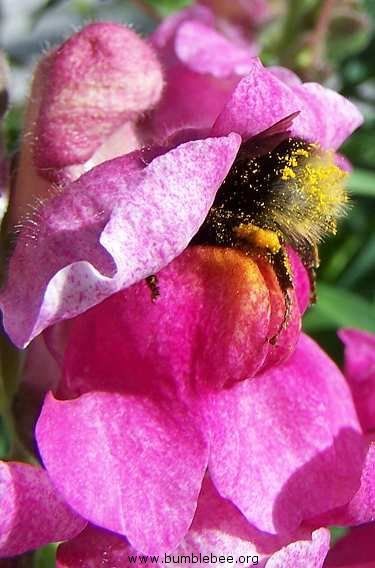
left=278, top=0, right=308, bottom=56
left=131, top=0, right=162, bottom=22
left=0, top=339, right=37, bottom=464
left=307, top=0, right=337, bottom=70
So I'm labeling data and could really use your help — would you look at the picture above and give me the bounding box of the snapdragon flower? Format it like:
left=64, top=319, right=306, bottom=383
left=0, top=12, right=368, bottom=566
left=0, top=16, right=362, bottom=349
left=2, top=331, right=375, bottom=563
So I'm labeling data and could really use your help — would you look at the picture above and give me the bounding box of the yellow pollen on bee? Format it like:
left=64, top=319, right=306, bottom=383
left=281, top=166, right=296, bottom=180
left=234, top=223, right=281, bottom=253
left=279, top=144, right=349, bottom=236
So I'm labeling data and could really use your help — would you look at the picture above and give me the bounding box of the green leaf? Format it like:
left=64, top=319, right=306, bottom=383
left=347, top=168, right=375, bottom=197
left=364, top=0, right=375, bottom=22
left=330, top=526, right=348, bottom=545
left=339, top=234, right=375, bottom=286
left=303, top=283, right=375, bottom=333
left=146, top=0, right=193, bottom=16
left=33, top=544, right=57, bottom=567
left=3, top=106, right=24, bottom=154
left=327, top=10, right=371, bottom=63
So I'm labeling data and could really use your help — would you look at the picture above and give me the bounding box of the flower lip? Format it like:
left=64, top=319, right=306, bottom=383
left=0, top=133, right=241, bottom=348
left=212, top=62, right=363, bottom=149
left=36, top=326, right=364, bottom=553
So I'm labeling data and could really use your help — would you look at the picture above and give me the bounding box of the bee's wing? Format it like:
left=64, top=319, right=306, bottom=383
left=242, top=111, right=301, bottom=157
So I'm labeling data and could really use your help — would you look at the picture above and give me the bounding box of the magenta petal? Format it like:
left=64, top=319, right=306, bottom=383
left=208, top=334, right=364, bottom=535
left=36, top=391, right=208, bottom=554
left=212, top=65, right=362, bottom=148
left=212, top=63, right=305, bottom=140
left=176, top=477, right=329, bottom=565
left=318, top=443, right=375, bottom=526
left=0, top=462, right=86, bottom=557
left=0, top=134, right=240, bottom=348
left=58, top=247, right=276, bottom=398
left=57, top=525, right=135, bottom=567
left=151, top=5, right=214, bottom=52
left=292, top=83, right=363, bottom=150
left=288, top=247, right=310, bottom=315
left=56, top=481, right=330, bottom=567
left=339, top=328, right=375, bottom=432
left=175, top=21, right=255, bottom=78
left=146, top=65, right=239, bottom=142
left=268, top=66, right=302, bottom=86
left=266, top=529, right=330, bottom=568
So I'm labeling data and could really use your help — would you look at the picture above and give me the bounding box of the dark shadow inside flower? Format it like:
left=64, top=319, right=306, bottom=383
left=272, top=426, right=365, bottom=536
left=325, top=522, right=375, bottom=566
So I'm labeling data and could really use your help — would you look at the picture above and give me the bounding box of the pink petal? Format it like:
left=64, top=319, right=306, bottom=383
left=57, top=526, right=139, bottom=567
left=212, top=64, right=363, bottom=149
left=268, top=66, right=302, bottom=86
left=149, top=7, right=250, bottom=142
left=339, top=329, right=375, bottom=432
left=324, top=524, right=375, bottom=567
left=292, top=83, right=363, bottom=150
left=36, top=244, right=305, bottom=553
left=288, top=247, right=311, bottom=315
left=36, top=390, right=208, bottom=554
left=35, top=23, right=163, bottom=175
left=175, top=21, right=255, bottom=78
left=266, top=529, right=330, bottom=568
left=57, top=246, right=299, bottom=398
left=317, top=442, right=375, bottom=527
left=178, top=476, right=274, bottom=563
left=145, top=65, right=239, bottom=143
left=212, top=62, right=308, bottom=140
left=56, top=481, right=330, bottom=567
left=0, top=462, right=86, bottom=558
left=208, top=334, right=364, bottom=535
left=151, top=5, right=215, bottom=52
left=1, top=134, right=241, bottom=348
left=176, top=477, right=328, bottom=565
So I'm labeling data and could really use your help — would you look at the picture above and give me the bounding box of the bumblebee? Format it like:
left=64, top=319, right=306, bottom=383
left=190, top=114, right=348, bottom=340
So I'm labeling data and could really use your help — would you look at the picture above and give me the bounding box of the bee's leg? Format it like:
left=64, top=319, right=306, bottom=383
left=232, top=224, right=294, bottom=345
left=267, top=245, right=294, bottom=345
left=146, top=274, right=160, bottom=302
left=299, top=243, right=320, bottom=305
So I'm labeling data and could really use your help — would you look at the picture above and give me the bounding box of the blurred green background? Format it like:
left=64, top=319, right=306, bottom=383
left=0, top=0, right=374, bottom=565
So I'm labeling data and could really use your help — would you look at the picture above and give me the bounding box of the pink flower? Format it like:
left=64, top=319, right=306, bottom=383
left=2, top=331, right=375, bottom=562
left=323, top=328, right=375, bottom=567
left=0, top=462, right=86, bottom=558
left=0, top=17, right=368, bottom=564
left=55, top=487, right=331, bottom=567
left=0, top=20, right=362, bottom=349
left=339, top=329, right=375, bottom=432
left=31, top=318, right=370, bottom=553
